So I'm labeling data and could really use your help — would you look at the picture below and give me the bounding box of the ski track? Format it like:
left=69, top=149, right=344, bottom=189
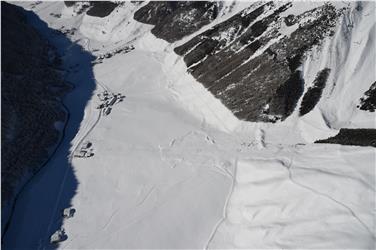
left=205, top=157, right=238, bottom=249
left=283, top=155, right=375, bottom=238
left=136, top=186, right=156, bottom=207
left=101, top=208, right=119, bottom=231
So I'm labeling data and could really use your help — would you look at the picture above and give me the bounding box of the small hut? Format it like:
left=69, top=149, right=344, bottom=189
left=50, top=229, right=66, bottom=244
left=63, top=207, right=75, bottom=218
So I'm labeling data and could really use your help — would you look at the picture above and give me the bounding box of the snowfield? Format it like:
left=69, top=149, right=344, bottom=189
left=4, top=1, right=375, bottom=249
left=209, top=145, right=375, bottom=249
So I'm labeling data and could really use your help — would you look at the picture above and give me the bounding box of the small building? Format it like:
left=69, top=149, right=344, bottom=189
left=108, top=96, right=117, bottom=106
left=103, top=107, right=112, bottom=116
left=74, top=151, right=86, bottom=158
left=63, top=208, right=75, bottom=218
left=97, top=93, right=105, bottom=101
left=86, top=151, right=94, bottom=157
left=50, top=229, right=66, bottom=244
left=82, top=141, right=92, bottom=149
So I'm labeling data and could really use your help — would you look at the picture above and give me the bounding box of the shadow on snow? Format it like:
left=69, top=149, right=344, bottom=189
left=2, top=5, right=96, bottom=250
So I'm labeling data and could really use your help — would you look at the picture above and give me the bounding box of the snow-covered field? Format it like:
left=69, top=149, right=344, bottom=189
left=4, top=2, right=375, bottom=249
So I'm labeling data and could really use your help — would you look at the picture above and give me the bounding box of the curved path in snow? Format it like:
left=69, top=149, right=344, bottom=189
left=42, top=37, right=117, bottom=248
left=1, top=17, right=104, bottom=249
left=43, top=82, right=106, bottom=248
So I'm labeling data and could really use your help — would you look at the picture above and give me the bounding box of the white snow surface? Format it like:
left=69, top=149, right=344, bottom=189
left=6, top=1, right=375, bottom=249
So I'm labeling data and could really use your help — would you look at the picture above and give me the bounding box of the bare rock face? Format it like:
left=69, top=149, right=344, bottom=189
left=134, top=2, right=343, bottom=122
left=174, top=3, right=340, bottom=122
left=63, top=1, right=119, bottom=17
left=316, top=128, right=376, bottom=147
left=1, top=2, right=70, bottom=208
left=134, top=1, right=218, bottom=42
left=300, top=68, right=331, bottom=116
left=86, top=1, right=119, bottom=17
left=359, top=81, right=376, bottom=112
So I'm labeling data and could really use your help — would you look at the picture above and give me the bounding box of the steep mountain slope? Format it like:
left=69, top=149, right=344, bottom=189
left=1, top=1, right=70, bottom=232
left=359, top=81, right=376, bottom=112
left=69, top=0, right=375, bottom=135
left=2, top=1, right=375, bottom=250
left=133, top=2, right=339, bottom=122
left=174, top=2, right=340, bottom=122
left=134, top=1, right=375, bottom=128
left=316, top=128, right=376, bottom=147
left=134, top=1, right=219, bottom=42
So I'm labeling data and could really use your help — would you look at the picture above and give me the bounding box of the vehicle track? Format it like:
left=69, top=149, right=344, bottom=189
left=204, top=157, right=238, bottom=249
left=42, top=81, right=109, bottom=249
left=42, top=38, right=115, bottom=248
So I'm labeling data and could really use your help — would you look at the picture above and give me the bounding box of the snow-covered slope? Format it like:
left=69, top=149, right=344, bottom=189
left=3, top=1, right=375, bottom=249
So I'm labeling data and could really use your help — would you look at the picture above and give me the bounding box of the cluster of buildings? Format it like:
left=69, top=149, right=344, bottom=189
left=92, top=45, right=134, bottom=65
left=73, top=141, right=94, bottom=158
left=96, top=90, right=125, bottom=116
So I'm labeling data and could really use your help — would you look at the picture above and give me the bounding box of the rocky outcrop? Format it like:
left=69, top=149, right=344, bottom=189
left=316, top=128, right=376, bottom=147
left=300, top=68, right=331, bottom=116
left=86, top=1, right=118, bottom=17
left=132, top=2, right=344, bottom=122
left=63, top=1, right=119, bottom=17
left=1, top=2, right=70, bottom=209
left=358, top=81, right=376, bottom=112
left=174, top=3, right=340, bottom=122
left=134, top=1, right=218, bottom=42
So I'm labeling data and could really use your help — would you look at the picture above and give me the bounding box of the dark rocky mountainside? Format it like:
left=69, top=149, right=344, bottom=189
left=134, top=1, right=218, bottom=42
left=358, top=81, right=376, bottom=112
left=136, top=2, right=342, bottom=122
left=1, top=2, right=70, bottom=210
left=300, top=68, right=331, bottom=116
left=316, top=128, right=376, bottom=147
left=63, top=1, right=119, bottom=17
left=86, top=1, right=118, bottom=17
